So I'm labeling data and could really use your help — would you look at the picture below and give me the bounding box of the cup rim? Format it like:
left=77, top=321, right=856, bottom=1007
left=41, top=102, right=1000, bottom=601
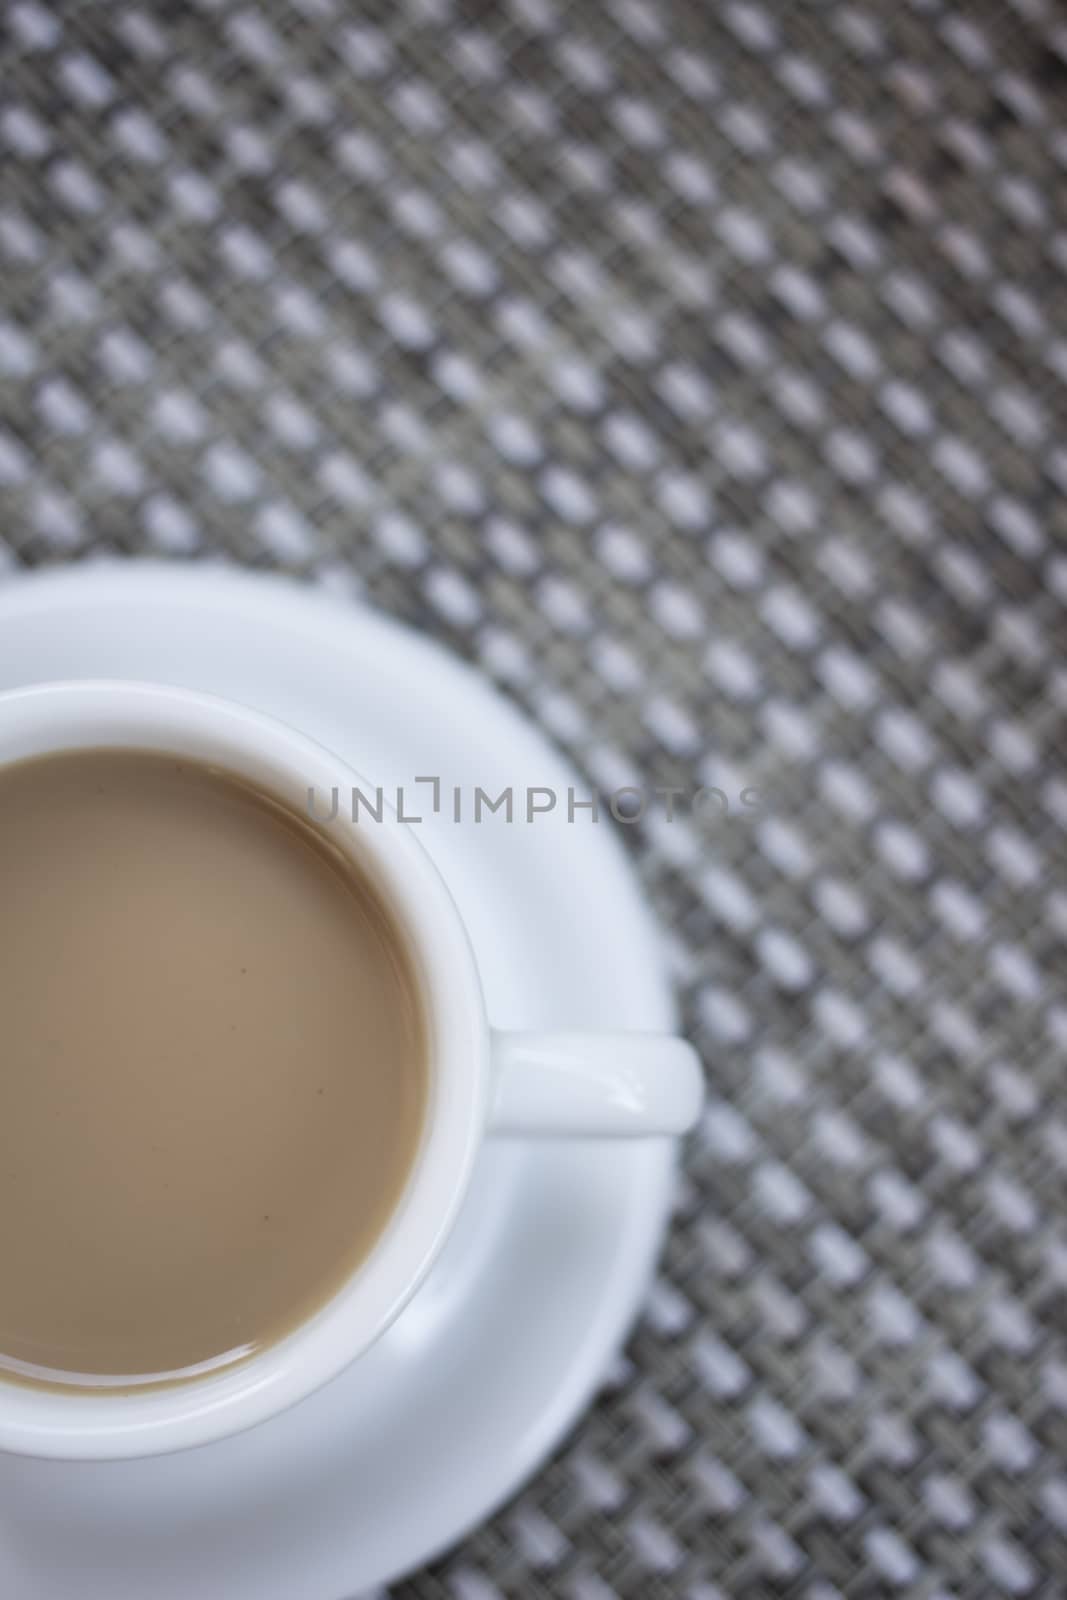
left=0, top=678, right=490, bottom=1459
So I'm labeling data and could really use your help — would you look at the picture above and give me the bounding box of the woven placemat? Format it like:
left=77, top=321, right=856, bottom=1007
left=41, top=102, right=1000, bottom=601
left=3, top=1, right=1067, bottom=1594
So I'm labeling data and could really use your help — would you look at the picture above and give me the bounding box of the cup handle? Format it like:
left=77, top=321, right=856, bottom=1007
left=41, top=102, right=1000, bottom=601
left=487, top=1030, right=704, bottom=1137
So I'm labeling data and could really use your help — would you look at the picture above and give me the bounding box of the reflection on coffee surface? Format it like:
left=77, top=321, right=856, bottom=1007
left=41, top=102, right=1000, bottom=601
left=0, top=749, right=427, bottom=1389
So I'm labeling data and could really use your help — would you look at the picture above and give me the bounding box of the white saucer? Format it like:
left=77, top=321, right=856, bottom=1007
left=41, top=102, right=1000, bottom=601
left=0, top=564, right=681, bottom=1600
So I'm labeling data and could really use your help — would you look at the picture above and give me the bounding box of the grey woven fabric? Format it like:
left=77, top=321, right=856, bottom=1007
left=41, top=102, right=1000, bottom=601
left=3, top=0, right=1067, bottom=1594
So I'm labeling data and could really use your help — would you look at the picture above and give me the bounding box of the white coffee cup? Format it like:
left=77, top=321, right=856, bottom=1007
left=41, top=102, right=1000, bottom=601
left=0, top=680, right=703, bottom=1460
